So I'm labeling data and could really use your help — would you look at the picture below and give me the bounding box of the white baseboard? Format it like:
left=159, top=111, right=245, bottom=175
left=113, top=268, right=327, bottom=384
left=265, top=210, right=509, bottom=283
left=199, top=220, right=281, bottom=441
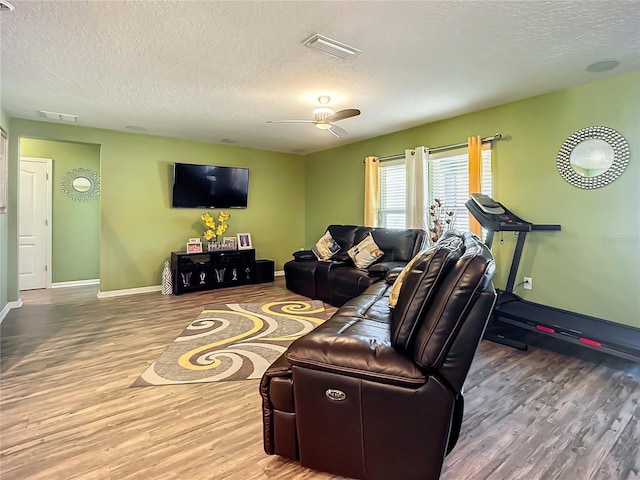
left=0, top=299, right=24, bottom=324
left=275, top=270, right=284, bottom=277
left=97, top=285, right=163, bottom=298
left=51, top=279, right=100, bottom=289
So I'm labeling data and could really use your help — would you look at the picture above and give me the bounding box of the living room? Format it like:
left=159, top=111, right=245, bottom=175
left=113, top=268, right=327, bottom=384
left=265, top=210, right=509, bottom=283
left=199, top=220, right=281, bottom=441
left=1, top=1, right=639, bottom=479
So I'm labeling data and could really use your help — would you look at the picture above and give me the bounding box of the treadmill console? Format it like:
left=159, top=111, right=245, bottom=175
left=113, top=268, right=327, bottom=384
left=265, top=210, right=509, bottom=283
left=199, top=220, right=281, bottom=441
left=470, top=193, right=505, bottom=215
left=466, top=194, right=530, bottom=232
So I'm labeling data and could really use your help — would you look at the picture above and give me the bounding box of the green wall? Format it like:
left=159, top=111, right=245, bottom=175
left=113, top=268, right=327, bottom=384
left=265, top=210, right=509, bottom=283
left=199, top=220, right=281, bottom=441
left=5, top=121, right=305, bottom=295
left=19, top=139, right=101, bottom=283
left=3, top=72, right=638, bottom=329
left=305, top=71, right=640, bottom=327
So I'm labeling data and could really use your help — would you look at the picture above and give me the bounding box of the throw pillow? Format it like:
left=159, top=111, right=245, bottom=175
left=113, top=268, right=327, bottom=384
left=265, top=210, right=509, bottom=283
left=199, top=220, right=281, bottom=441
left=347, top=234, right=384, bottom=269
left=389, top=253, right=422, bottom=308
left=312, top=231, right=341, bottom=261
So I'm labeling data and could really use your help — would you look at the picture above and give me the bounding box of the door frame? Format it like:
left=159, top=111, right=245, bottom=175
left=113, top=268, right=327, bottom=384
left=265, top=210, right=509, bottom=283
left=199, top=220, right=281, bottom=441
left=19, top=157, right=53, bottom=289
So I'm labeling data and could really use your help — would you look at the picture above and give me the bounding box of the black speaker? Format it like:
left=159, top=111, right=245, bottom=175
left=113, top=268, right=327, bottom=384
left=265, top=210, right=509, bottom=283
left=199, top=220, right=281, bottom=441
left=255, top=259, right=275, bottom=284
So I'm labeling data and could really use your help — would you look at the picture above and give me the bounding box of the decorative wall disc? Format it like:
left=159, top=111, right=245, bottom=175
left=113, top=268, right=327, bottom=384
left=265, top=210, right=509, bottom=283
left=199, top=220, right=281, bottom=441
left=60, top=167, right=101, bottom=202
left=556, top=126, right=630, bottom=189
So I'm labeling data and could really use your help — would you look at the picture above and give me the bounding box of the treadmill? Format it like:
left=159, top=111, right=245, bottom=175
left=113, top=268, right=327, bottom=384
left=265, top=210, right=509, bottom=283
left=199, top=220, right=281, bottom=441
left=466, top=193, right=640, bottom=362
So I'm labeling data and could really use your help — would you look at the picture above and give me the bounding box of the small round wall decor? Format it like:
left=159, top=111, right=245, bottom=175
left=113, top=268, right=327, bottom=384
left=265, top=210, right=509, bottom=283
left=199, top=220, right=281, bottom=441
left=61, top=167, right=101, bottom=202
left=556, top=126, right=630, bottom=189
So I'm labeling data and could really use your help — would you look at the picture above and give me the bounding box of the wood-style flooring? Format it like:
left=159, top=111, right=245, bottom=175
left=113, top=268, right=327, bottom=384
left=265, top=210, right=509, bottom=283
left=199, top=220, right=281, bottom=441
left=1, top=279, right=639, bottom=480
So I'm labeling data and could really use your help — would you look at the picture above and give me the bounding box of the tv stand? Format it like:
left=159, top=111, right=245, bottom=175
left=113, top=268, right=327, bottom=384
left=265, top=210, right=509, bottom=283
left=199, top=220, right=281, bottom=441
left=171, top=249, right=256, bottom=295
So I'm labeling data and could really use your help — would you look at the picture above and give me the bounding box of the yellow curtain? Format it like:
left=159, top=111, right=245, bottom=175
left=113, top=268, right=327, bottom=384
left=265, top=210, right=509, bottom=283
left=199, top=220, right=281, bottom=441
left=364, top=156, right=379, bottom=227
left=468, top=136, right=482, bottom=236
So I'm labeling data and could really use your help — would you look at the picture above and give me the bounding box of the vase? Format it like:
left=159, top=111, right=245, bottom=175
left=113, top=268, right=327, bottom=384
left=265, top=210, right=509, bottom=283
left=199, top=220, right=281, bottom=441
left=161, top=260, right=173, bottom=295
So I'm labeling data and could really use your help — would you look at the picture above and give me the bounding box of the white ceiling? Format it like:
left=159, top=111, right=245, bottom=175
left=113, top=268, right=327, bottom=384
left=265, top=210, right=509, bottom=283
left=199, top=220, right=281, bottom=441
left=1, top=1, right=639, bottom=155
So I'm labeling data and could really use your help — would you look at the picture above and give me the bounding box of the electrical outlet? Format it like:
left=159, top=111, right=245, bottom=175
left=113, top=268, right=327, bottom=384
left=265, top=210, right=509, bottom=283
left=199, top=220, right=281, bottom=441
left=523, top=277, right=532, bottom=290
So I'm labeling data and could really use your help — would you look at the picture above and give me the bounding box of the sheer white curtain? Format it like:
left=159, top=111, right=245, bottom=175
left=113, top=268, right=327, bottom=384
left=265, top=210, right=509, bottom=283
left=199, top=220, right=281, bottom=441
left=404, top=146, right=429, bottom=229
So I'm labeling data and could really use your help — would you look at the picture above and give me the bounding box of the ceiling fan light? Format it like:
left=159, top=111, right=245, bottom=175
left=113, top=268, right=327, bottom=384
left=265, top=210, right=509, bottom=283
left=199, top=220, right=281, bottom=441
left=313, top=107, right=333, bottom=116
left=315, top=123, right=332, bottom=130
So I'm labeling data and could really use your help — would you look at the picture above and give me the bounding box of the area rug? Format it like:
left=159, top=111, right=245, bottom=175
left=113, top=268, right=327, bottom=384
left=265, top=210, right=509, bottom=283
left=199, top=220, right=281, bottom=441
left=132, top=300, right=326, bottom=386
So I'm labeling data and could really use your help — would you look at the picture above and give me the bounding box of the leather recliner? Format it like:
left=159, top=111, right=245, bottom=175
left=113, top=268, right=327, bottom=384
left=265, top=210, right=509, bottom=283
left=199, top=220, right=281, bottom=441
left=261, top=231, right=497, bottom=480
left=284, top=225, right=425, bottom=306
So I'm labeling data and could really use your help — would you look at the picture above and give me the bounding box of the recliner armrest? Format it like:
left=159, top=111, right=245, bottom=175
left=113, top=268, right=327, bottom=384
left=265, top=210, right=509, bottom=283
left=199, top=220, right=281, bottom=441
left=285, top=316, right=426, bottom=388
left=292, top=250, right=316, bottom=261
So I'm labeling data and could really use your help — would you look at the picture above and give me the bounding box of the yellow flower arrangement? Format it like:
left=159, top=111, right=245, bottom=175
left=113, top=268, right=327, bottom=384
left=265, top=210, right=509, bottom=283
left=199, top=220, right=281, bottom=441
left=201, top=210, right=230, bottom=243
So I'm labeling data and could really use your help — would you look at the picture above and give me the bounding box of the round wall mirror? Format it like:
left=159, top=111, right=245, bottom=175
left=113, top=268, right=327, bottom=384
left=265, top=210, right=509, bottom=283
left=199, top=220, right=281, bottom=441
left=61, top=167, right=101, bottom=202
left=72, top=177, right=92, bottom=192
left=557, top=126, right=630, bottom=189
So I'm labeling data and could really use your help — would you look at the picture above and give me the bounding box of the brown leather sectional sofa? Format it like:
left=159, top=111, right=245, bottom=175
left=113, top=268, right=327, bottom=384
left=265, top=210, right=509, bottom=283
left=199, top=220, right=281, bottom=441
left=284, top=224, right=426, bottom=306
left=261, top=230, right=497, bottom=479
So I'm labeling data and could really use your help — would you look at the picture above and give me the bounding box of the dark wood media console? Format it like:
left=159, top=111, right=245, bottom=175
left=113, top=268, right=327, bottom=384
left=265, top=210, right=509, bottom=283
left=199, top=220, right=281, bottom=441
left=171, top=249, right=257, bottom=295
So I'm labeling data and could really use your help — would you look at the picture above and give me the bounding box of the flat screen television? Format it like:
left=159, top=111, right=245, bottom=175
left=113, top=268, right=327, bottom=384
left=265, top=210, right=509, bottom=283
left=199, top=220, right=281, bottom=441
left=172, top=163, right=249, bottom=209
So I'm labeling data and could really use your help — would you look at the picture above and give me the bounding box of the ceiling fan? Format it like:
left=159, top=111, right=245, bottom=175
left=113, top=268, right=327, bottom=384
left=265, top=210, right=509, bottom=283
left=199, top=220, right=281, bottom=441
left=266, top=95, right=360, bottom=137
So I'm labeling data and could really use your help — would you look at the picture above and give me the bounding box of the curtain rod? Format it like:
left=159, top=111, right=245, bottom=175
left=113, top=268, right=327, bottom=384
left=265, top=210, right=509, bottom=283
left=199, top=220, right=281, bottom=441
left=369, top=133, right=502, bottom=163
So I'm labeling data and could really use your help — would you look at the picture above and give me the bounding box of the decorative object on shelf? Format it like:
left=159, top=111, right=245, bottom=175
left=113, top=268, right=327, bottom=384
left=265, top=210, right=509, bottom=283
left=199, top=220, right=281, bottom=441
left=237, top=233, right=252, bottom=250
left=202, top=210, right=230, bottom=245
left=199, top=271, right=206, bottom=284
left=427, top=198, right=455, bottom=244
left=60, top=167, right=101, bottom=202
left=161, top=260, right=173, bottom=295
left=181, top=272, right=192, bottom=287
left=215, top=268, right=226, bottom=283
left=186, top=241, right=202, bottom=253
left=557, top=126, right=630, bottom=189
left=223, top=236, right=237, bottom=249
left=232, top=268, right=238, bottom=281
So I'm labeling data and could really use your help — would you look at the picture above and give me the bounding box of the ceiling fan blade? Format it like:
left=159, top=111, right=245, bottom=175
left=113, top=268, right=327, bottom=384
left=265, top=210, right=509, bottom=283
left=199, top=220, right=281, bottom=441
left=328, top=124, right=348, bottom=137
left=266, top=120, right=315, bottom=124
left=326, top=108, right=360, bottom=123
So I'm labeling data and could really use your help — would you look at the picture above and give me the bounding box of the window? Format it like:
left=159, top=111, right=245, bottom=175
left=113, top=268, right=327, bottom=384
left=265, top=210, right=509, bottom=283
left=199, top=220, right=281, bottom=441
left=378, top=146, right=492, bottom=230
left=427, top=147, right=492, bottom=231
left=379, top=159, right=406, bottom=228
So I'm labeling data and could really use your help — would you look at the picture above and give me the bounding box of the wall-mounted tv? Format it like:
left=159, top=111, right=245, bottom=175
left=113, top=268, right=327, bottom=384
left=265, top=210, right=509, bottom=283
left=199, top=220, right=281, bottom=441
left=172, top=163, right=249, bottom=209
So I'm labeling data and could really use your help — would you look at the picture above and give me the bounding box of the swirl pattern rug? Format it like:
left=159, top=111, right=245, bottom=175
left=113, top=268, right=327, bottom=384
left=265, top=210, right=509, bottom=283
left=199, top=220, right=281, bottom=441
left=132, top=300, right=326, bottom=386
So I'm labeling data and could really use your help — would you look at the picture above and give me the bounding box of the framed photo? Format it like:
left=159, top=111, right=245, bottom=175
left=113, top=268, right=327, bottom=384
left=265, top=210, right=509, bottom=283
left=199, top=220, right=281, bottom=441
left=223, top=236, right=237, bottom=249
left=186, top=241, right=203, bottom=253
left=237, top=233, right=252, bottom=250
left=0, top=128, right=7, bottom=214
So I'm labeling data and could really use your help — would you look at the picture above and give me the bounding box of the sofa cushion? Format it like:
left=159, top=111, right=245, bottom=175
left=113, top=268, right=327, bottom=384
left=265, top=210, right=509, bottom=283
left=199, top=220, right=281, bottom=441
left=388, top=253, right=422, bottom=309
left=312, top=231, right=341, bottom=261
left=286, top=315, right=426, bottom=387
left=390, top=232, right=465, bottom=352
left=370, top=228, right=426, bottom=262
left=293, top=250, right=316, bottom=262
left=347, top=233, right=384, bottom=268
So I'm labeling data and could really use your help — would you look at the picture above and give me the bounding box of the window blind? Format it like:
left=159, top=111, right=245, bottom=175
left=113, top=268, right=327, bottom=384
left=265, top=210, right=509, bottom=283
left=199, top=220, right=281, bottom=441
left=379, top=161, right=406, bottom=228
left=427, top=148, right=492, bottom=231
left=378, top=147, right=492, bottom=230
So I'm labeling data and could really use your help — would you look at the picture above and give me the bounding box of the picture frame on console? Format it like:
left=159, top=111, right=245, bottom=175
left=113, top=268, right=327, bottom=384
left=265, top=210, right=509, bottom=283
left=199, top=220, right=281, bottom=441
left=223, top=236, right=237, bottom=249
left=186, top=241, right=202, bottom=253
left=237, top=233, right=252, bottom=250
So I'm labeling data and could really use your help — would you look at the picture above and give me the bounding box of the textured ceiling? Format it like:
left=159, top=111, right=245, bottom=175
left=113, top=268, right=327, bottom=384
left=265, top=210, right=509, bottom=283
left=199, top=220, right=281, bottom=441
left=1, top=1, right=639, bottom=154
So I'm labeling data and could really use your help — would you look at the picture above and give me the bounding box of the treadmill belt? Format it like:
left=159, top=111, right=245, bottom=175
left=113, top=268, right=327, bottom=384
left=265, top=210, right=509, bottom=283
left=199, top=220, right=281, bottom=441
left=495, top=299, right=640, bottom=357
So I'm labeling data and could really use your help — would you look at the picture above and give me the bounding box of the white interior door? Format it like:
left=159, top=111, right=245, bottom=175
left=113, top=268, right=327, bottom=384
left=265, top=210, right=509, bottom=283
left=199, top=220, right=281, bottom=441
left=19, top=158, right=52, bottom=290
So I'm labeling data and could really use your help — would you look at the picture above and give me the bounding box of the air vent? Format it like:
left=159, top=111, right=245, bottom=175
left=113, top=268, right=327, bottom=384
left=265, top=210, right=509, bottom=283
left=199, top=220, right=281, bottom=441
left=39, top=110, right=78, bottom=122
left=302, top=34, right=361, bottom=60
